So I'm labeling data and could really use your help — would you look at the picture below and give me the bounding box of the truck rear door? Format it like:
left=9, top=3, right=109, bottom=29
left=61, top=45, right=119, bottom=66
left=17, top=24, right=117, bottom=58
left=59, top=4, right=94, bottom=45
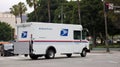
left=14, top=23, right=31, bottom=54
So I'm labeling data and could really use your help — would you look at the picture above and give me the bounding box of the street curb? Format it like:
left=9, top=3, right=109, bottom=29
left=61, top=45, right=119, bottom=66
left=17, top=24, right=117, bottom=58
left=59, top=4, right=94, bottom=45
left=90, top=50, right=120, bottom=54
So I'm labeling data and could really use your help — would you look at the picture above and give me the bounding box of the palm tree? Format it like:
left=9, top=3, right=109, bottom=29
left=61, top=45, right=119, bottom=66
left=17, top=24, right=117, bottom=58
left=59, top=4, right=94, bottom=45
left=18, top=2, right=27, bottom=23
left=10, top=5, right=19, bottom=24
left=48, top=0, right=51, bottom=23
left=26, top=0, right=39, bottom=21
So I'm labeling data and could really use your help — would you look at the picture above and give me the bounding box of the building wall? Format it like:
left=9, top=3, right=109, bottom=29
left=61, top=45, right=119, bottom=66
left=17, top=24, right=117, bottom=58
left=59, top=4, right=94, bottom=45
left=0, top=12, right=21, bottom=28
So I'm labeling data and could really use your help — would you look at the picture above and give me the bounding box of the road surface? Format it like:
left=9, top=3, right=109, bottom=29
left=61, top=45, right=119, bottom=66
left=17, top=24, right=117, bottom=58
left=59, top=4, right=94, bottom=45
left=0, top=51, right=120, bottom=67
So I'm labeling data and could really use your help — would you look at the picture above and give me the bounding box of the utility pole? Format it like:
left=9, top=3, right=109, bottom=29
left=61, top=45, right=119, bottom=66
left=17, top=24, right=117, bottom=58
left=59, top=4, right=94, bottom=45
left=102, top=0, right=110, bottom=52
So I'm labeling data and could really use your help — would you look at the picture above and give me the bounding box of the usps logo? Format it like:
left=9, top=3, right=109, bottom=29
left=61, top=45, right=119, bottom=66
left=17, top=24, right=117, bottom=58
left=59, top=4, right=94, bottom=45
left=60, top=29, right=68, bottom=36
left=21, top=31, right=27, bottom=38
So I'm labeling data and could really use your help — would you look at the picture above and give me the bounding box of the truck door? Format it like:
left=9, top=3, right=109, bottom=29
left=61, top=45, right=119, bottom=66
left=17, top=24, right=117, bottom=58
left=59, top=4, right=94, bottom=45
left=14, top=25, right=31, bottom=54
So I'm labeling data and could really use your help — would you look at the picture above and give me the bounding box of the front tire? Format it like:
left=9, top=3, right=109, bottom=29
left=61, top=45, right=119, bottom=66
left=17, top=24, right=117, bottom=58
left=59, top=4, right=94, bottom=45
left=45, top=49, right=55, bottom=59
left=81, top=49, right=87, bottom=57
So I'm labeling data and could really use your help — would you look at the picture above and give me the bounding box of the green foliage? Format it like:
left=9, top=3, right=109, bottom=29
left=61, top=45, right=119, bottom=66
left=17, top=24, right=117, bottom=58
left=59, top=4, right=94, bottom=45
left=27, top=0, right=120, bottom=37
left=10, top=5, right=19, bottom=17
left=106, top=0, right=120, bottom=35
left=26, top=0, right=39, bottom=21
left=81, top=0, right=103, bottom=25
left=94, top=44, right=120, bottom=48
left=10, top=2, right=27, bottom=23
left=26, top=0, right=37, bottom=7
left=0, top=21, right=14, bottom=41
left=54, top=1, right=79, bottom=24
left=10, top=5, right=19, bottom=23
left=18, top=2, right=27, bottom=23
left=18, top=2, right=27, bottom=14
left=27, top=0, right=67, bottom=22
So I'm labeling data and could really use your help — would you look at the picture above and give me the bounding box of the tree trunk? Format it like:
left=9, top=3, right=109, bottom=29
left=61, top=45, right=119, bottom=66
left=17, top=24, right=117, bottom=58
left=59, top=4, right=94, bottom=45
left=77, top=0, right=81, bottom=24
left=20, top=13, right=22, bottom=23
left=92, top=27, right=96, bottom=47
left=15, top=16, right=17, bottom=24
left=48, top=0, right=51, bottom=23
left=20, top=5, right=22, bottom=23
left=34, top=0, right=37, bottom=22
left=99, top=32, right=104, bottom=44
left=111, top=35, right=114, bottom=44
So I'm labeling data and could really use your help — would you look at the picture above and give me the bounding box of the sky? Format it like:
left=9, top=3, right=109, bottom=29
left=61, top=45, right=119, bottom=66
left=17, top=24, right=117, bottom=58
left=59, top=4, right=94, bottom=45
left=0, top=0, right=77, bottom=13
left=0, top=0, right=34, bottom=13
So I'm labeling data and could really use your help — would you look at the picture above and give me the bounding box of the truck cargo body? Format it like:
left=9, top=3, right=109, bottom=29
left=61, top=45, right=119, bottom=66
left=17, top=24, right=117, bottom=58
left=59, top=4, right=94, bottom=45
left=14, top=22, right=90, bottom=59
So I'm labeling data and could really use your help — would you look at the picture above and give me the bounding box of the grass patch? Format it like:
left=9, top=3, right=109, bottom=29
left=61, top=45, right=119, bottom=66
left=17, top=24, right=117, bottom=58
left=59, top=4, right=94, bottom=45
left=90, top=43, right=120, bottom=48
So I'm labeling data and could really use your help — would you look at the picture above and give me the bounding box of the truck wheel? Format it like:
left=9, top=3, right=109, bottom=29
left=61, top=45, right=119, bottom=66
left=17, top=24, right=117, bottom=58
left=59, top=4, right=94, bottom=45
left=1, top=53, right=3, bottom=56
left=80, top=49, right=87, bottom=57
left=66, top=54, right=72, bottom=58
left=1, top=52, right=6, bottom=56
left=29, top=54, right=38, bottom=60
left=24, top=54, right=28, bottom=57
left=45, top=49, right=55, bottom=59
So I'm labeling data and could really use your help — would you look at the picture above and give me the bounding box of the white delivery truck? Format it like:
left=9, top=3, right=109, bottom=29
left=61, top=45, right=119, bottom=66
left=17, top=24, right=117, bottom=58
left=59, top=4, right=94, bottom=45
left=14, top=22, right=90, bottom=59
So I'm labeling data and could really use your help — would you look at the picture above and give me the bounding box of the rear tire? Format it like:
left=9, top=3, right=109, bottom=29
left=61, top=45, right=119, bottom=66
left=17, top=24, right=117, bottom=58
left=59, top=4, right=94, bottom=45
left=66, top=54, right=72, bottom=58
left=1, top=51, right=6, bottom=57
left=24, top=54, right=28, bottom=57
left=45, top=49, right=55, bottom=59
left=29, top=54, right=38, bottom=60
left=1, top=53, right=3, bottom=56
left=81, top=49, right=87, bottom=57
left=1, top=49, right=5, bottom=56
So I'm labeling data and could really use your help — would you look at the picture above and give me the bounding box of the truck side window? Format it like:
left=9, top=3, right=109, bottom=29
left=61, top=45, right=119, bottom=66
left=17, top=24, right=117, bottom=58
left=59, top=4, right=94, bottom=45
left=82, top=30, right=86, bottom=40
left=74, top=31, right=81, bottom=40
left=82, top=29, right=89, bottom=40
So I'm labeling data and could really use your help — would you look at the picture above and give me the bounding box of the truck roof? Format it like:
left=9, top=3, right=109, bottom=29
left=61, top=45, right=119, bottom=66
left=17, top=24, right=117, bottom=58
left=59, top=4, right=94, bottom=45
left=17, top=22, right=82, bottom=27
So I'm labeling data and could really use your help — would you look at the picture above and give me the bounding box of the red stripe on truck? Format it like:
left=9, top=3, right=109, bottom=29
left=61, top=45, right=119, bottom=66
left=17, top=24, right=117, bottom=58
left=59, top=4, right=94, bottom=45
left=18, top=40, right=88, bottom=43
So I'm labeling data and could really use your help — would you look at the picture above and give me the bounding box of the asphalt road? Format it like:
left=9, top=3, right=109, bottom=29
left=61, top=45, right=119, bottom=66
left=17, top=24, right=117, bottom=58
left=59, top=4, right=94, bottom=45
left=0, top=51, right=120, bottom=67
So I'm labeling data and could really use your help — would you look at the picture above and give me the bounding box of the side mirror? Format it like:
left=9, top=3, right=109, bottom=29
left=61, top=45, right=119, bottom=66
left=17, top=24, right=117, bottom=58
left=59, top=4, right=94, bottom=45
left=82, top=28, right=90, bottom=40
